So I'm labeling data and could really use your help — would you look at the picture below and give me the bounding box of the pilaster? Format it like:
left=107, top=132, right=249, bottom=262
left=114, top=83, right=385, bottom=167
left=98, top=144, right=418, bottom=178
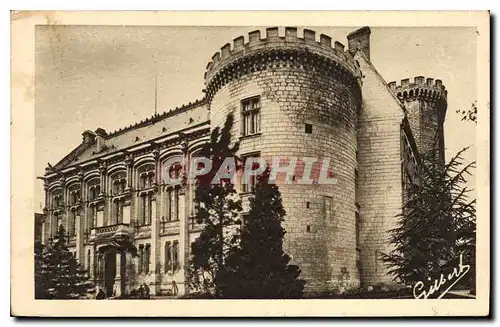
left=150, top=148, right=161, bottom=295
left=76, top=171, right=85, bottom=263
left=99, top=161, right=109, bottom=226
left=113, top=250, right=123, bottom=297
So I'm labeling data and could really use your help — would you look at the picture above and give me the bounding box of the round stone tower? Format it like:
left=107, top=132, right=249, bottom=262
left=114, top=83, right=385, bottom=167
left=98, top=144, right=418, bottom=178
left=204, top=27, right=362, bottom=293
left=389, top=77, right=448, bottom=162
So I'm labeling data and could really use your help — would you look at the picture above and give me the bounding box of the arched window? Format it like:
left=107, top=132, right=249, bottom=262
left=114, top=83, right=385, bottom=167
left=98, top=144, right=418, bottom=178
left=87, top=178, right=101, bottom=202
left=52, top=189, right=62, bottom=208
left=68, top=183, right=81, bottom=206
left=137, top=164, right=155, bottom=190
left=137, top=163, right=155, bottom=226
left=110, top=171, right=127, bottom=196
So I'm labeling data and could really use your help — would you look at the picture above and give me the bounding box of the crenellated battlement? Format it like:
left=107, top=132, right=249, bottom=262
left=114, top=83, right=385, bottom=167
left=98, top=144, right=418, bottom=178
left=203, top=27, right=362, bottom=101
left=388, top=76, right=447, bottom=102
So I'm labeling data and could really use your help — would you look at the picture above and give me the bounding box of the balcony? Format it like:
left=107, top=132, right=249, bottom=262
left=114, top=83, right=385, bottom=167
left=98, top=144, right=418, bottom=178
left=90, top=223, right=133, bottom=241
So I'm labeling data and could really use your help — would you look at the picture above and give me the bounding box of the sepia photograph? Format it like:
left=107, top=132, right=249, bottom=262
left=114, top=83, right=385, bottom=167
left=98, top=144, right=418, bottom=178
left=11, top=11, right=490, bottom=317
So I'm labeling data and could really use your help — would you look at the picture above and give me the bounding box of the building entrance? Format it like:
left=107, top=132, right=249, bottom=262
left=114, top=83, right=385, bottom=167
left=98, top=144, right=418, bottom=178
left=104, top=251, right=116, bottom=297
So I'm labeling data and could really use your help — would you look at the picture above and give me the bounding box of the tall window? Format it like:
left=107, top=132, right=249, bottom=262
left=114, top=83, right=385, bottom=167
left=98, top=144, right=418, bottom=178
left=138, top=164, right=155, bottom=225
left=140, top=195, right=147, bottom=225
left=144, top=244, right=151, bottom=274
left=172, top=241, right=179, bottom=271
left=355, top=211, right=361, bottom=250
left=174, top=188, right=180, bottom=220
left=241, top=96, right=261, bottom=136
left=165, top=186, right=180, bottom=221
left=69, top=210, right=77, bottom=236
left=164, top=241, right=171, bottom=273
left=242, top=153, right=260, bottom=193
left=114, top=199, right=124, bottom=224
left=138, top=245, right=144, bottom=274
left=89, top=205, right=97, bottom=229
left=137, top=195, right=153, bottom=225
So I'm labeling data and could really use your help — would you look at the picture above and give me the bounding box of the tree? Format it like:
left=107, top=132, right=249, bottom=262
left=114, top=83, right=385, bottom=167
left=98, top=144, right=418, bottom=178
left=381, top=147, right=476, bottom=292
left=35, top=225, right=94, bottom=299
left=187, top=113, right=243, bottom=296
left=34, top=240, right=48, bottom=299
left=219, top=168, right=306, bottom=298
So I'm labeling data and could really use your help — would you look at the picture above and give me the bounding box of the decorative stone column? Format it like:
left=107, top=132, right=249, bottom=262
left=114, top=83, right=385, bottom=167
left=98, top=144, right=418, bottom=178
left=76, top=171, right=85, bottom=263
left=114, top=250, right=123, bottom=297
left=98, top=161, right=108, bottom=226
left=124, top=152, right=134, bottom=191
left=179, top=136, right=190, bottom=295
left=124, top=252, right=133, bottom=294
left=150, top=147, right=161, bottom=295
left=75, top=211, right=84, bottom=264
left=125, top=153, right=137, bottom=228
left=89, top=245, right=95, bottom=279
left=178, top=188, right=188, bottom=295
left=59, top=176, right=68, bottom=235
left=43, top=181, right=50, bottom=242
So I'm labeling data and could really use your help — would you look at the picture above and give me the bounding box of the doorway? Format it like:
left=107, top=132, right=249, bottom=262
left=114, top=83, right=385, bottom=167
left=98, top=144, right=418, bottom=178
left=104, top=251, right=116, bottom=297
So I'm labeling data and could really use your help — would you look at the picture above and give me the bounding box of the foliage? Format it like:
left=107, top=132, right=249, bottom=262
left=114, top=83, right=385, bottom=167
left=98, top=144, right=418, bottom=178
left=34, top=225, right=94, bottom=299
left=187, top=113, right=243, bottom=296
left=456, top=101, right=477, bottom=124
left=219, top=168, right=306, bottom=298
left=381, top=147, right=476, bottom=290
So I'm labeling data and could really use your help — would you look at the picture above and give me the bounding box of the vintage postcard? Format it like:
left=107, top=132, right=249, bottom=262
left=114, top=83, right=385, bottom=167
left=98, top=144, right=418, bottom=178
left=11, top=11, right=490, bottom=317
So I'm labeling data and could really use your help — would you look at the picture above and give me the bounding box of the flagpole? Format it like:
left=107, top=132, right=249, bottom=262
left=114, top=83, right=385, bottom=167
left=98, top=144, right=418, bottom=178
left=154, top=68, right=158, bottom=116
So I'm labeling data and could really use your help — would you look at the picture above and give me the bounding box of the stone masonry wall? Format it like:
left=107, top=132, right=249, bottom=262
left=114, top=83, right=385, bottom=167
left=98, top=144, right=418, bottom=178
left=355, top=53, right=405, bottom=287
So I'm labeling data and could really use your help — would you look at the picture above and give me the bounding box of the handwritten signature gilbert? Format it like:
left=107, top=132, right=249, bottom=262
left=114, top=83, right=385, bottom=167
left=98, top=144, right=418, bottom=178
left=413, top=253, right=470, bottom=299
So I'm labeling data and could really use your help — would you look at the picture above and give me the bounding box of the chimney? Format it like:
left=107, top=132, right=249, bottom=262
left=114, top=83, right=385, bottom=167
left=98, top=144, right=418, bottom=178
left=94, top=128, right=107, bottom=153
left=82, top=130, right=96, bottom=145
left=347, top=26, right=371, bottom=60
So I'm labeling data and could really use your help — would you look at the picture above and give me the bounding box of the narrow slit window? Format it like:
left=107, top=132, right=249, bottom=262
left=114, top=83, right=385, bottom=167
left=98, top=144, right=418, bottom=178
left=305, top=123, right=313, bottom=134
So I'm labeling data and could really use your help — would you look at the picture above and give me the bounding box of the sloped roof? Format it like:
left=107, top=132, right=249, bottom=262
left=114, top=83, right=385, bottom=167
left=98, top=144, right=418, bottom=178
left=50, top=99, right=209, bottom=172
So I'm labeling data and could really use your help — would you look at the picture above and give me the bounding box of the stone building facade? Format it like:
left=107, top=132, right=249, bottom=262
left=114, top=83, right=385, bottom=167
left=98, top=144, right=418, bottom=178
left=38, top=26, right=447, bottom=297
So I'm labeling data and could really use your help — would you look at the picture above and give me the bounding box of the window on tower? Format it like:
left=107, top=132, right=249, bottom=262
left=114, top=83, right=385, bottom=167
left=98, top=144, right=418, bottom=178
left=241, top=152, right=261, bottom=193
left=241, top=96, right=261, bottom=136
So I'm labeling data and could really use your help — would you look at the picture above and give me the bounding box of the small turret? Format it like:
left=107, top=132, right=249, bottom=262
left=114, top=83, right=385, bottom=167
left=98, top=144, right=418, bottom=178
left=389, top=76, right=447, bottom=160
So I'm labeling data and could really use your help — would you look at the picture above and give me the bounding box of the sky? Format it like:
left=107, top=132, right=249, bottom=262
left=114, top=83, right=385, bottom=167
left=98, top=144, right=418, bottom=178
left=34, top=26, right=477, bottom=209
